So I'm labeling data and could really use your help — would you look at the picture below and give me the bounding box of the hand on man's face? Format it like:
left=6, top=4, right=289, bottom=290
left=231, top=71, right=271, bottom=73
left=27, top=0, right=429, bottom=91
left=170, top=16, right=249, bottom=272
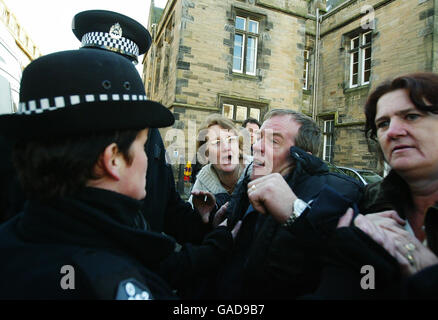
left=247, top=173, right=297, bottom=223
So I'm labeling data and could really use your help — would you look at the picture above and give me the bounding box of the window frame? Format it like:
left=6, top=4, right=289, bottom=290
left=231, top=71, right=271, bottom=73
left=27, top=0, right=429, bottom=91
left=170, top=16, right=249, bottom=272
left=233, top=15, right=259, bottom=76
left=348, top=30, right=372, bottom=88
left=303, top=49, right=310, bottom=90
left=322, top=119, right=335, bottom=163
left=219, top=96, right=267, bottom=124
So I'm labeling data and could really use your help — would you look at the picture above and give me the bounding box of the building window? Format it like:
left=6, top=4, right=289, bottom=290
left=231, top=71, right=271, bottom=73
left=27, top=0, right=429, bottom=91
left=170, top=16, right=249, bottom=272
left=303, top=49, right=310, bottom=90
left=323, top=119, right=334, bottom=163
left=349, top=31, right=372, bottom=88
left=233, top=15, right=259, bottom=76
left=223, top=104, right=234, bottom=120
left=220, top=97, right=266, bottom=123
left=154, top=38, right=163, bottom=94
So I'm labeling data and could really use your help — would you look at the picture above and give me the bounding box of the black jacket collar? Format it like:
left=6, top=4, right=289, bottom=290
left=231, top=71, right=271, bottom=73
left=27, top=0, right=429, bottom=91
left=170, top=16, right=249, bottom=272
left=17, top=187, right=175, bottom=265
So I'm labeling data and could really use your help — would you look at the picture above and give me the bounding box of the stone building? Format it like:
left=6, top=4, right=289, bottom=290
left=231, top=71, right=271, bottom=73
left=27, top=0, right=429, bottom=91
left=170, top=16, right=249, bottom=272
left=0, top=0, right=41, bottom=113
left=143, top=0, right=438, bottom=175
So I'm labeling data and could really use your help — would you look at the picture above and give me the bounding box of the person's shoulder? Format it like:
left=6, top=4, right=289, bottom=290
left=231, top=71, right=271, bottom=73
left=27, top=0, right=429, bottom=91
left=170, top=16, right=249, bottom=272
left=324, top=171, right=364, bottom=188
left=360, top=177, right=395, bottom=213
left=193, top=164, right=225, bottom=192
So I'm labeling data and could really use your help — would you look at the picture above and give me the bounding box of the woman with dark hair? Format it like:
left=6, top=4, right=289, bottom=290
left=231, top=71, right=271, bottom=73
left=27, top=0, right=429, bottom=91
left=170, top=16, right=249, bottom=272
left=357, top=72, right=438, bottom=276
left=266, top=72, right=438, bottom=298
left=325, top=72, right=438, bottom=298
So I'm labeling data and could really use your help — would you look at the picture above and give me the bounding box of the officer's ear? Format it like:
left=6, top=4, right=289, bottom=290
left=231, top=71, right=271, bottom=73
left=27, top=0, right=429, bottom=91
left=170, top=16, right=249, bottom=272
left=98, top=143, right=123, bottom=181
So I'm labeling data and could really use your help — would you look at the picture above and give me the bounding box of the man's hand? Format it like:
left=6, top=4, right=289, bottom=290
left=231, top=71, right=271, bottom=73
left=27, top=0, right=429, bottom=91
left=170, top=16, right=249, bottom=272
left=191, top=190, right=216, bottom=224
left=247, top=173, right=297, bottom=223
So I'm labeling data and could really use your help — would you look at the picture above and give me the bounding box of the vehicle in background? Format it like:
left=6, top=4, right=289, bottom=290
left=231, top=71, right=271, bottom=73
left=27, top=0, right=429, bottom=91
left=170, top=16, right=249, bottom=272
left=324, top=161, right=345, bottom=175
left=337, top=166, right=383, bottom=186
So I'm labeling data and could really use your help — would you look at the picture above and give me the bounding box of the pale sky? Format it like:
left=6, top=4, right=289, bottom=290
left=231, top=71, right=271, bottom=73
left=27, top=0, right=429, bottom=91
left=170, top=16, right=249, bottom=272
left=3, top=0, right=168, bottom=55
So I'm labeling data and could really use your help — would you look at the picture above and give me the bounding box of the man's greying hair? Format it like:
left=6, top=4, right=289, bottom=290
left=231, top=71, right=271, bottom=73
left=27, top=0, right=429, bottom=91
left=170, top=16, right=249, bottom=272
left=264, top=109, right=321, bottom=155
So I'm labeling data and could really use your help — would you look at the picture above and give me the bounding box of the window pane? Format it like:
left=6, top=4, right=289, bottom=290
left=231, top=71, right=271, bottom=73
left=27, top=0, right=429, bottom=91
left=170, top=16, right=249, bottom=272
left=352, top=62, right=358, bottom=74
left=236, top=106, right=247, bottom=121
left=235, top=16, right=245, bottom=31
left=323, top=120, right=334, bottom=162
left=233, top=34, right=244, bottom=72
left=249, top=20, right=258, bottom=33
left=351, top=37, right=359, bottom=49
left=246, top=36, right=257, bottom=75
left=303, top=62, right=309, bottom=89
left=363, top=32, right=372, bottom=45
left=364, top=47, right=371, bottom=59
left=303, top=69, right=308, bottom=89
left=364, top=70, right=371, bottom=83
left=303, top=50, right=309, bottom=89
left=324, top=120, right=334, bottom=133
left=352, top=73, right=358, bottom=85
left=352, top=51, right=359, bottom=64
left=250, top=108, right=260, bottom=121
left=363, top=46, right=371, bottom=84
left=364, top=58, right=371, bottom=70
left=223, top=104, right=234, bottom=119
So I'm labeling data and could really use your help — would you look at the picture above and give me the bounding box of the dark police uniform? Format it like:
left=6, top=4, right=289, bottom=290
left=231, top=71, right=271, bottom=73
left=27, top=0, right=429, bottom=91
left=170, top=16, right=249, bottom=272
left=72, top=10, right=213, bottom=243
left=0, top=37, right=177, bottom=299
left=0, top=188, right=177, bottom=299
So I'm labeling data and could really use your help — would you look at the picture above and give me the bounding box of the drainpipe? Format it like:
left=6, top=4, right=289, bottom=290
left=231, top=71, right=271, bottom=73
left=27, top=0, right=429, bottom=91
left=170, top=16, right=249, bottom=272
left=434, top=0, right=438, bottom=73
left=312, top=8, right=321, bottom=120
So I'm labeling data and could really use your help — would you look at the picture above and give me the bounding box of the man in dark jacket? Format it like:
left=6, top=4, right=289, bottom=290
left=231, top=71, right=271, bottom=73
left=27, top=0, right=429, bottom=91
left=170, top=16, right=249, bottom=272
left=207, top=109, right=364, bottom=299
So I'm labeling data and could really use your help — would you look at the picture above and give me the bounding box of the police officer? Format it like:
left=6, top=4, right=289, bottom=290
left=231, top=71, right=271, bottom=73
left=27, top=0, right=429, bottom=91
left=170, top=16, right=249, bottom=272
left=0, top=48, right=180, bottom=299
left=72, top=10, right=217, bottom=243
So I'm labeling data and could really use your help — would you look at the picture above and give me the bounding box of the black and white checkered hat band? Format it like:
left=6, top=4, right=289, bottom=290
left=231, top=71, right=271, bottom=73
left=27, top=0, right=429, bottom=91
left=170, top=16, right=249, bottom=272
left=18, top=94, right=148, bottom=115
left=81, top=32, right=140, bottom=60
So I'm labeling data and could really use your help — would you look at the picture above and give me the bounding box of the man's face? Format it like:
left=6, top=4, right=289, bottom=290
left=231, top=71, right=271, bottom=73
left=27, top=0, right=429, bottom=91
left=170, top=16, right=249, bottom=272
left=245, top=122, right=260, bottom=145
left=252, top=115, right=300, bottom=180
left=118, top=128, right=149, bottom=200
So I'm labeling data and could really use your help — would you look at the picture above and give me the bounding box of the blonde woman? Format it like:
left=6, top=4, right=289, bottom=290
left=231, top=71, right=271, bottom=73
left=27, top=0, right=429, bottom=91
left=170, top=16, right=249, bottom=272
left=189, top=114, right=248, bottom=206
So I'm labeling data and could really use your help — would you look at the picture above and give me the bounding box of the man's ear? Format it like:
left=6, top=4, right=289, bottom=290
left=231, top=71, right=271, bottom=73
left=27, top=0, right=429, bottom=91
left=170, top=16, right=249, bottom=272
left=100, top=143, right=123, bottom=181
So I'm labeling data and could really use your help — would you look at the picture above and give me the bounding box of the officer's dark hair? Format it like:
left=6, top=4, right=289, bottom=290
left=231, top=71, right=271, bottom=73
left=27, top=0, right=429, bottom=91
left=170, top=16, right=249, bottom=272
left=12, top=129, right=141, bottom=201
left=242, top=118, right=261, bottom=129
